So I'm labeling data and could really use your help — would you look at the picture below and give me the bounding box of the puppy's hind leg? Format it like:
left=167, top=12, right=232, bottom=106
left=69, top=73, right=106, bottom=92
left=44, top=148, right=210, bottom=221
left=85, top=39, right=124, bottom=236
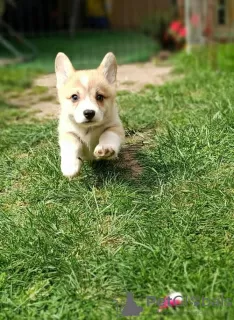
left=59, top=132, right=83, bottom=178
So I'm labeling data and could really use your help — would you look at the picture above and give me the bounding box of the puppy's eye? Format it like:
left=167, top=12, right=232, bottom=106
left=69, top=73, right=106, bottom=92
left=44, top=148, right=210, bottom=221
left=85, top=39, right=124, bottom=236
left=96, top=94, right=104, bottom=102
left=71, top=94, right=79, bottom=102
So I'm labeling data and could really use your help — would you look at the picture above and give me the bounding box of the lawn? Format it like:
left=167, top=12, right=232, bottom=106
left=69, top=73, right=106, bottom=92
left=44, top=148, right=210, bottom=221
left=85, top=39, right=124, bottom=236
left=0, top=31, right=157, bottom=73
left=1, top=47, right=234, bottom=319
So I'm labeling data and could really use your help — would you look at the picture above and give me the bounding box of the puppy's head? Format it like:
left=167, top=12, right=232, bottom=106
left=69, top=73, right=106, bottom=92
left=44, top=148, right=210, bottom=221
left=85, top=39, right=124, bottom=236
left=55, top=52, right=117, bottom=126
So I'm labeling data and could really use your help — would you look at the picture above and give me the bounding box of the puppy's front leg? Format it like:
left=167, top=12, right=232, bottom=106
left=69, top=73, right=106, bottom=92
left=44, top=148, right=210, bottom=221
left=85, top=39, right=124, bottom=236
left=59, top=132, right=83, bottom=178
left=94, top=128, right=124, bottom=160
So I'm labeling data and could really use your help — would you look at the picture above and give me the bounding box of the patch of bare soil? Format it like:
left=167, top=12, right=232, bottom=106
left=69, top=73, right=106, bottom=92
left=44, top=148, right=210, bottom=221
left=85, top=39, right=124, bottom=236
left=118, top=143, right=144, bottom=178
left=117, top=62, right=172, bottom=92
left=116, top=130, right=154, bottom=179
left=0, top=58, right=22, bottom=66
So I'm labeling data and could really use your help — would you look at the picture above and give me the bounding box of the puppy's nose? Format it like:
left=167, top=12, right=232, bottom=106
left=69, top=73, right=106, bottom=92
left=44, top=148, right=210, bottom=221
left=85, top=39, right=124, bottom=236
left=83, top=109, right=95, bottom=120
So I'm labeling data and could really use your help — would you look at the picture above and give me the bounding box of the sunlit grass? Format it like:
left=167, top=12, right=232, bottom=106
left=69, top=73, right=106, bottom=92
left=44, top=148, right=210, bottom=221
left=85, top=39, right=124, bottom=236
left=1, top=48, right=234, bottom=319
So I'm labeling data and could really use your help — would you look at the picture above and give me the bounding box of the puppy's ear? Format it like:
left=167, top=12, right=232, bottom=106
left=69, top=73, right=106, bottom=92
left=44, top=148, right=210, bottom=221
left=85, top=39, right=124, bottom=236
left=99, top=52, right=117, bottom=85
left=55, top=52, right=75, bottom=89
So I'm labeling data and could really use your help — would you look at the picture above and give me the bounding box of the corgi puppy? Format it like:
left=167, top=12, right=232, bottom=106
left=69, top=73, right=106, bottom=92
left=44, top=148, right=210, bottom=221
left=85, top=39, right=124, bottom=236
left=55, top=52, right=125, bottom=178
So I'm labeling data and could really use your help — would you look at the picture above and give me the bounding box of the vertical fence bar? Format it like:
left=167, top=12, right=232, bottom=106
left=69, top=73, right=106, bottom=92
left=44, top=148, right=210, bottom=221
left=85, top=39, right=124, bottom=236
left=185, top=0, right=191, bottom=54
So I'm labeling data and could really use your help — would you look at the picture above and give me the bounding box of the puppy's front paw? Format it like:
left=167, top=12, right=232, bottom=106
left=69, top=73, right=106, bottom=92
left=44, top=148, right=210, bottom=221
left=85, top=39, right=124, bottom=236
left=94, top=144, right=117, bottom=159
left=61, top=158, right=81, bottom=178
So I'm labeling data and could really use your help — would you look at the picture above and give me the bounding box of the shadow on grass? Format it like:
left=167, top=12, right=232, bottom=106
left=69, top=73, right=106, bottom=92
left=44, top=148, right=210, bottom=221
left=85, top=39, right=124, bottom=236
left=91, top=159, right=130, bottom=188
left=89, top=142, right=175, bottom=191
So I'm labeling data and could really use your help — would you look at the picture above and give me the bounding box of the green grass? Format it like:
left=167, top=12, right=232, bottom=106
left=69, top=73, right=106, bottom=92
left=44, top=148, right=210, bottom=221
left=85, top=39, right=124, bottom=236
left=0, top=31, right=157, bottom=73
left=174, top=43, right=234, bottom=73
left=0, top=100, right=30, bottom=126
left=1, top=49, right=234, bottom=319
left=0, top=67, right=43, bottom=93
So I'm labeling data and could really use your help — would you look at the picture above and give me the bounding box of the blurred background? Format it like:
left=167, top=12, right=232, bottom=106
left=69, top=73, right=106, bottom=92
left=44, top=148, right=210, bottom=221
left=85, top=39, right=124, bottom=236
left=0, top=0, right=234, bottom=72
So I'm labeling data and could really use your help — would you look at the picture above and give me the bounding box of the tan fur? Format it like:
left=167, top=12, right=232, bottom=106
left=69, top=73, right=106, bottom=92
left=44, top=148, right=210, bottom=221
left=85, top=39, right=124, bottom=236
left=55, top=52, right=125, bottom=178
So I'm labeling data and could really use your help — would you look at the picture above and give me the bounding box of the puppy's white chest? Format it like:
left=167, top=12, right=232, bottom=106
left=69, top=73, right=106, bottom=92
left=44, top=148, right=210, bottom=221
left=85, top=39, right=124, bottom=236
left=80, top=126, right=103, bottom=160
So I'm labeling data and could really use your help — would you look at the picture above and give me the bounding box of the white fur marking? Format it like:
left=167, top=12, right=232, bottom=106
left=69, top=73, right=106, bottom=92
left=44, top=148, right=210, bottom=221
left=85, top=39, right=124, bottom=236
left=80, top=75, right=89, bottom=88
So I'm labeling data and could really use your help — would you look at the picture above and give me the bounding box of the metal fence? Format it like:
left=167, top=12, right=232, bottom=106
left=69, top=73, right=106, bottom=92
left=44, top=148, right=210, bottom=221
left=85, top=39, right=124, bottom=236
left=1, top=0, right=175, bottom=35
left=1, top=0, right=171, bottom=68
left=1, top=0, right=234, bottom=69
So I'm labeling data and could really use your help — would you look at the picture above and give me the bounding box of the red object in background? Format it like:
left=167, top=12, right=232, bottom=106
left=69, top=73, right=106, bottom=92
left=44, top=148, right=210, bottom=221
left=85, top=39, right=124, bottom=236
left=168, top=20, right=186, bottom=40
left=191, top=14, right=200, bottom=27
left=169, top=20, right=182, bottom=33
left=178, top=27, right=186, bottom=38
left=204, top=26, right=212, bottom=37
left=163, top=19, right=186, bottom=50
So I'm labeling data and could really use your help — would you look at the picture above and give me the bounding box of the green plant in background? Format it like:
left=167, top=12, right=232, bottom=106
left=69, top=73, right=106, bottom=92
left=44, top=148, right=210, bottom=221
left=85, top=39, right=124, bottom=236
left=174, top=43, right=234, bottom=73
left=140, top=8, right=176, bottom=46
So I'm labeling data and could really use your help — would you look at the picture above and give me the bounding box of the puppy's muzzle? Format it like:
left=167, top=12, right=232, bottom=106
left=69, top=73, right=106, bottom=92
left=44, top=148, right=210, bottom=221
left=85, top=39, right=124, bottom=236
left=83, top=109, right=95, bottom=120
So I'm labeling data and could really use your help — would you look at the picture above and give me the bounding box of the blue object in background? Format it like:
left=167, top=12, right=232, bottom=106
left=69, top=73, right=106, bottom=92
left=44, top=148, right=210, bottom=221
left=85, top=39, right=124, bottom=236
left=88, top=17, right=109, bottom=29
